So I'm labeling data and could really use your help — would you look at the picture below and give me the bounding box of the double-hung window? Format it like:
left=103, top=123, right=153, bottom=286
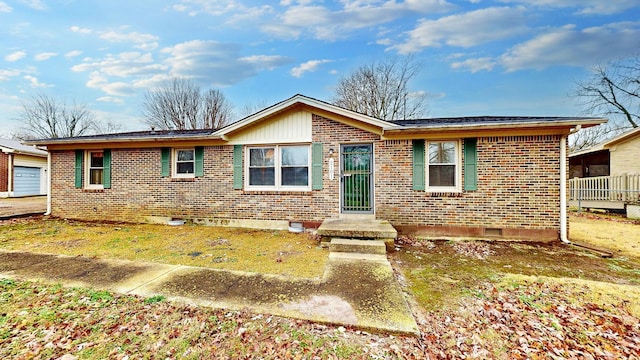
left=247, top=145, right=310, bottom=190
left=426, top=140, right=461, bottom=192
left=174, top=148, right=195, bottom=178
left=86, top=151, right=104, bottom=189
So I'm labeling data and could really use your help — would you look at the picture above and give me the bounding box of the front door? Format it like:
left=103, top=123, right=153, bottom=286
left=341, top=144, right=373, bottom=214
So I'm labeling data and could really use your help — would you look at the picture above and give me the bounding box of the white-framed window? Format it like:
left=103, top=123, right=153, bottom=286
left=426, top=140, right=461, bottom=192
left=85, top=150, right=104, bottom=189
left=173, top=148, right=195, bottom=178
left=246, top=145, right=310, bottom=191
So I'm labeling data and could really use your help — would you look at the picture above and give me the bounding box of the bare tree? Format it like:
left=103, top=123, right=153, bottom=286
left=332, top=56, right=428, bottom=120
left=141, top=78, right=233, bottom=130
left=569, top=122, right=629, bottom=152
left=575, top=56, right=639, bottom=129
left=238, top=99, right=270, bottom=118
left=570, top=56, right=640, bottom=151
left=16, top=93, right=95, bottom=140
left=91, top=120, right=123, bottom=135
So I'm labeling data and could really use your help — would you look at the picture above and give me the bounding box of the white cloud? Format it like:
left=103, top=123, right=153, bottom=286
left=393, top=7, right=528, bottom=53
left=65, top=50, right=83, bottom=58
left=100, top=31, right=159, bottom=51
left=19, top=0, right=45, bottom=10
left=72, top=52, right=166, bottom=78
left=71, top=40, right=293, bottom=97
left=262, top=0, right=453, bottom=41
left=23, top=74, right=50, bottom=88
left=0, top=1, right=12, bottom=12
left=451, top=57, right=497, bottom=72
left=96, top=96, right=124, bottom=103
left=239, top=55, right=292, bottom=71
left=0, top=69, right=22, bottom=81
left=173, top=0, right=265, bottom=17
left=86, top=72, right=136, bottom=96
left=500, top=22, right=640, bottom=71
left=34, top=52, right=57, bottom=61
left=162, top=40, right=291, bottom=86
left=70, top=26, right=93, bottom=34
left=5, top=50, right=27, bottom=62
left=498, top=0, right=639, bottom=15
left=290, top=59, right=333, bottom=77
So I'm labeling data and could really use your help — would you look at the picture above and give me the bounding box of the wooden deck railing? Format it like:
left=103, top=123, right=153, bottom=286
left=569, top=174, right=640, bottom=204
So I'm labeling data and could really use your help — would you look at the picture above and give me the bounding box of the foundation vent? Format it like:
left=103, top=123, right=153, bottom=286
left=484, top=228, right=503, bottom=237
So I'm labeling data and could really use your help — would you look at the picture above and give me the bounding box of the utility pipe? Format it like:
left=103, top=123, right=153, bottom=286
left=45, top=150, right=51, bottom=215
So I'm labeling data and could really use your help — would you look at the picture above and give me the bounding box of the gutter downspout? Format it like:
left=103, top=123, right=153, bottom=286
left=560, top=125, right=581, bottom=244
left=45, top=151, right=51, bottom=216
left=7, top=153, right=13, bottom=196
left=560, top=135, right=569, bottom=244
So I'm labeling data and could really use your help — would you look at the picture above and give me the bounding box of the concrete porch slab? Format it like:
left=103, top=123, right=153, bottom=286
left=317, top=218, right=398, bottom=240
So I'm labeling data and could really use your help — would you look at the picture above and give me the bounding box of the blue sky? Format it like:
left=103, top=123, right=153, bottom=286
left=1, top=0, right=639, bottom=136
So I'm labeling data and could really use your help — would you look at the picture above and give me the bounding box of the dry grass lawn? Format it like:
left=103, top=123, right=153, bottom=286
left=569, top=211, right=640, bottom=256
left=0, top=217, right=327, bottom=279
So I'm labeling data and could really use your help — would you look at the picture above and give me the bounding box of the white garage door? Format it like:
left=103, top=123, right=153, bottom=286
left=13, top=166, right=41, bottom=196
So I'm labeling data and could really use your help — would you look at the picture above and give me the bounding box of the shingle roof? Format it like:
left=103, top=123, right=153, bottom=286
left=389, top=116, right=596, bottom=128
left=0, top=138, right=48, bottom=156
left=29, top=128, right=217, bottom=144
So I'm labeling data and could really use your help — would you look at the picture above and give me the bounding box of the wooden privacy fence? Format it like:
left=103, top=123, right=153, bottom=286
left=569, top=174, right=640, bottom=204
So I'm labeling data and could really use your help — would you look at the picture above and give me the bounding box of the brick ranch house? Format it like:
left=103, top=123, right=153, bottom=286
left=29, top=95, right=605, bottom=242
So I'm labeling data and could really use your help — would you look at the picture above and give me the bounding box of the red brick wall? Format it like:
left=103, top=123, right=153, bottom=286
left=0, top=152, right=8, bottom=193
left=375, top=135, right=562, bottom=240
left=49, top=115, right=563, bottom=241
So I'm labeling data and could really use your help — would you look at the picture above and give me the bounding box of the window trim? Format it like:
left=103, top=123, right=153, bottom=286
left=245, top=144, right=311, bottom=191
left=425, top=140, right=462, bottom=193
left=172, top=148, right=196, bottom=178
left=84, top=150, right=104, bottom=190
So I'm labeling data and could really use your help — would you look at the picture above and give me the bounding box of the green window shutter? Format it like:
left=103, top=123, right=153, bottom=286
left=103, top=149, right=111, bottom=189
left=233, top=145, right=243, bottom=190
left=74, top=150, right=83, bottom=188
left=464, top=138, right=478, bottom=191
left=195, top=146, right=204, bottom=177
left=161, top=148, right=170, bottom=177
left=412, top=140, right=425, bottom=190
left=312, top=142, right=323, bottom=190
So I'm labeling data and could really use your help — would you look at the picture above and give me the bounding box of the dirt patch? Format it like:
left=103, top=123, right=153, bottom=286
left=5, top=253, right=152, bottom=287
left=0, top=251, right=58, bottom=271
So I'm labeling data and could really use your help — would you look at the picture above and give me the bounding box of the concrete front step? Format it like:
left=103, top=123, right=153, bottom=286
left=328, top=251, right=389, bottom=263
left=317, top=218, right=398, bottom=240
left=329, top=238, right=387, bottom=255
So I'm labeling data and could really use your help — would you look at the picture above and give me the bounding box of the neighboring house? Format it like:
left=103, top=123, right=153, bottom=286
left=29, top=95, right=605, bottom=242
left=569, top=127, right=640, bottom=178
left=0, top=139, right=48, bottom=197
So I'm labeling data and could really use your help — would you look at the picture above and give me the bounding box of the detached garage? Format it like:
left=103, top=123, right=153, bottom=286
left=0, top=139, right=48, bottom=197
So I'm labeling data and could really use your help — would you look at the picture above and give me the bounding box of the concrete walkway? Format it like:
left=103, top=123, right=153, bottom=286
left=0, top=249, right=419, bottom=335
left=0, top=196, right=46, bottom=218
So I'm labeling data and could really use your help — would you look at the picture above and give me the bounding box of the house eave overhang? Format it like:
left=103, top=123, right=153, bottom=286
left=382, top=118, right=607, bottom=139
left=0, top=146, right=48, bottom=157
left=602, top=126, right=640, bottom=147
left=26, top=134, right=225, bottom=151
